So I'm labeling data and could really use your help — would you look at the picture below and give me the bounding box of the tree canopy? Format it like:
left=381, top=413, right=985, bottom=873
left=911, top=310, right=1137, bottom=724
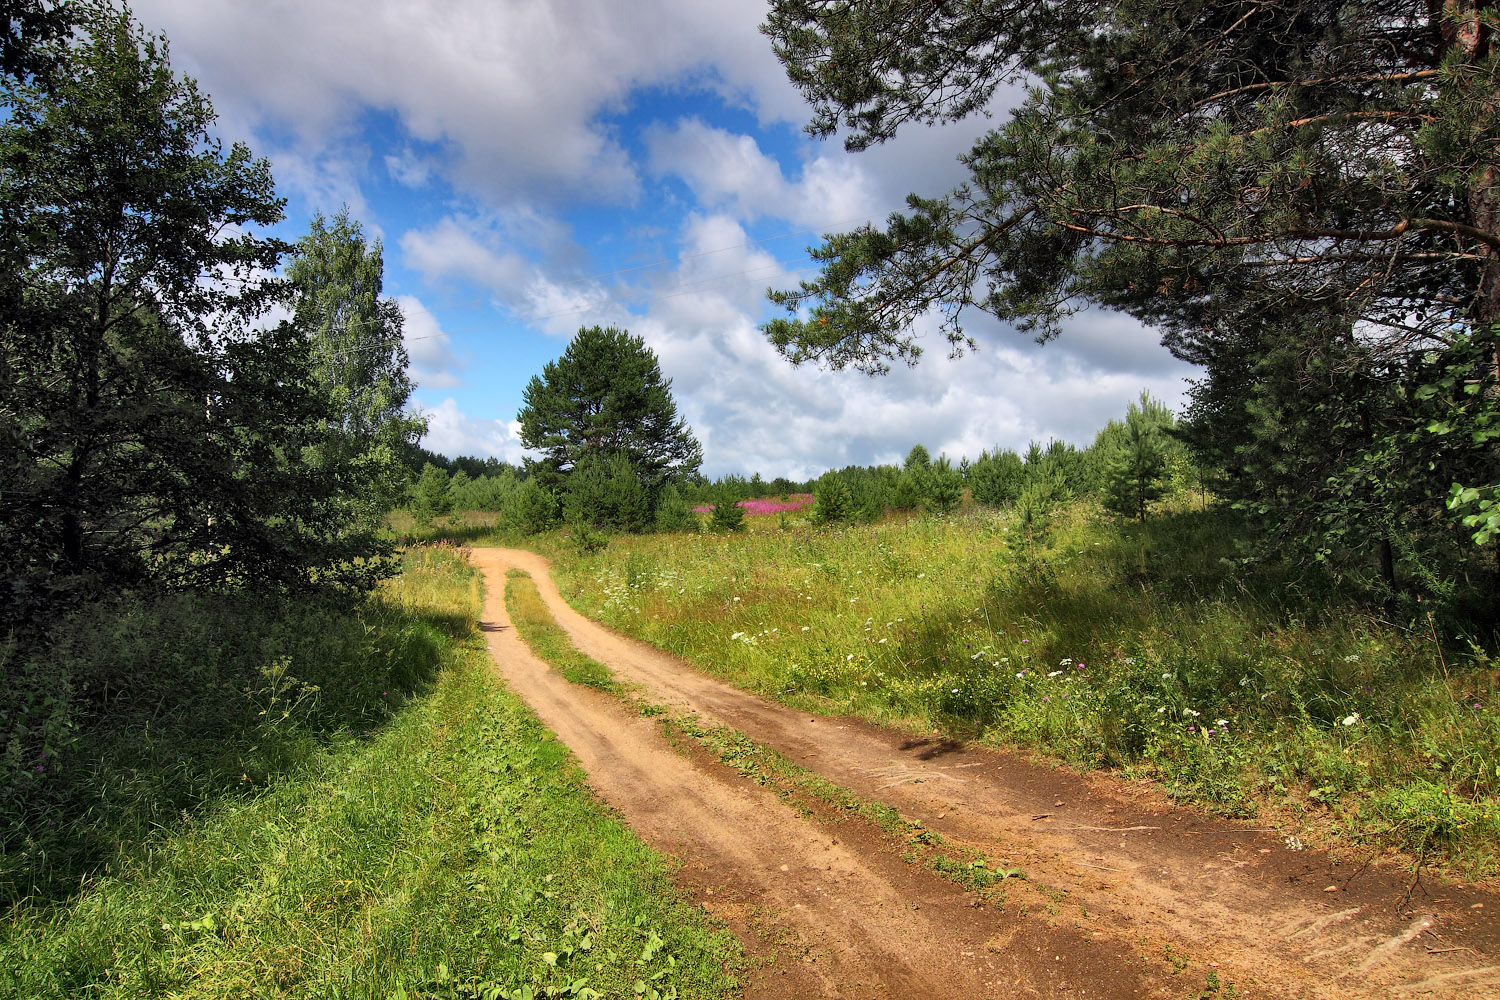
left=286, top=208, right=424, bottom=523
left=763, top=0, right=1500, bottom=368
left=0, top=10, right=398, bottom=631
left=761, top=0, right=1500, bottom=601
left=518, top=326, right=703, bottom=490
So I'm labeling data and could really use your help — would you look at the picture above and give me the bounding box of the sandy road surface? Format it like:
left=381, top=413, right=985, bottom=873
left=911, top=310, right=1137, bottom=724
left=473, top=547, right=1499, bottom=999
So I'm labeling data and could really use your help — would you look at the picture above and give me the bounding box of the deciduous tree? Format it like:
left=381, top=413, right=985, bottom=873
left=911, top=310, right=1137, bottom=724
left=285, top=208, right=423, bottom=522
left=0, top=11, right=384, bottom=631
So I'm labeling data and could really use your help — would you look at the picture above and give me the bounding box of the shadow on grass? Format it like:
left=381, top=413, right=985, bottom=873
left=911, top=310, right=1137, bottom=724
left=0, top=554, right=473, bottom=912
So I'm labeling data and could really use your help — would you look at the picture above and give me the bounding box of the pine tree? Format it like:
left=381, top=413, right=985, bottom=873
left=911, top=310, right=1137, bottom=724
left=812, top=472, right=853, bottom=524
left=518, top=326, right=702, bottom=491
left=710, top=488, right=746, bottom=532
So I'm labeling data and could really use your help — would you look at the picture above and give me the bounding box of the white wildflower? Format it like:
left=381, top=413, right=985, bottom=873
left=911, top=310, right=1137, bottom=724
left=1341, top=713, right=1360, bottom=726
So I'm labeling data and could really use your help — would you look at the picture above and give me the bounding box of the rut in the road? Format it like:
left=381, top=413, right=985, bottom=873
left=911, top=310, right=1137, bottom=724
left=476, top=548, right=1500, bottom=1000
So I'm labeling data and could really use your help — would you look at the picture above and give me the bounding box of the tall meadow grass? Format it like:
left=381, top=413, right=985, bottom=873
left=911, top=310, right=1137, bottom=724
left=2, top=544, right=740, bottom=998
left=548, top=503, right=1500, bottom=876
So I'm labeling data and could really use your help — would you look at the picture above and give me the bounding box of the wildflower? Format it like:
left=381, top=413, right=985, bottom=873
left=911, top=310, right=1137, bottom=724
left=1182, top=708, right=1200, bottom=717
left=1048, top=671, right=1063, bottom=678
left=1161, top=673, right=1172, bottom=680
left=801, top=626, right=810, bottom=631
left=1215, top=719, right=1229, bottom=727
left=1341, top=713, right=1360, bottom=726
left=951, top=688, right=959, bottom=694
left=1059, top=658, right=1073, bottom=666
left=730, top=632, right=745, bottom=641
left=1016, top=672, right=1025, bottom=679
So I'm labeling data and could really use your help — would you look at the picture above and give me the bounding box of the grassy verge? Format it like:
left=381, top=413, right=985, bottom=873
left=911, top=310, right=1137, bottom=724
left=541, top=504, right=1500, bottom=878
left=2, top=546, right=740, bottom=999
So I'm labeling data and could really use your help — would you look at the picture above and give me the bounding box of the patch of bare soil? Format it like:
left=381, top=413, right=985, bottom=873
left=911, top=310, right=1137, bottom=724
left=475, top=548, right=1500, bottom=999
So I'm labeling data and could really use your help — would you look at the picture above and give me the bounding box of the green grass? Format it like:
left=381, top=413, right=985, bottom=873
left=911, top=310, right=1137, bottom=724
left=537, top=501, right=1500, bottom=878
left=1, top=546, right=741, bottom=999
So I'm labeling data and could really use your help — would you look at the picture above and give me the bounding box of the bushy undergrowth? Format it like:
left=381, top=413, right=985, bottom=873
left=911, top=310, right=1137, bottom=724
left=1, top=546, right=739, bottom=998
left=547, top=502, right=1500, bottom=876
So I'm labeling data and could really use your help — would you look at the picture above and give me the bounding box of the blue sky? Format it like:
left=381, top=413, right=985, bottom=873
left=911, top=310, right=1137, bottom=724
left=134, top=0, right=1197, bottom=480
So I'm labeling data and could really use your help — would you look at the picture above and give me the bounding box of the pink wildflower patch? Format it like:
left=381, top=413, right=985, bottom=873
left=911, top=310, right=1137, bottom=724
left=691, top=494, right=814, bottom=516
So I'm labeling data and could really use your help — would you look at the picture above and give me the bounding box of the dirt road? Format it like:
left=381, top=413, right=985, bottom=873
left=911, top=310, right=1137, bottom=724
left=471, top=547, right=1499, bottom=999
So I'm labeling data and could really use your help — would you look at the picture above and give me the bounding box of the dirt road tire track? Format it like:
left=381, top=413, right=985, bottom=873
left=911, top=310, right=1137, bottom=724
left=474, top=547, right=1499, bottom=999
left=474, top=548, right=1151, bottom=999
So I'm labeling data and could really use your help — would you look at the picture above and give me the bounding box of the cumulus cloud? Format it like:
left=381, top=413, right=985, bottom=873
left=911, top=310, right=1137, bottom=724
left=400, top=217, right=533, bottom=292
left=385, top=147, right=436, bottom=189
left=397, top=295, right=464, bottom=389
left=419, top=398, right=529, bottom=462
left=645, top=118, right=879, bottom=227
left=132, top=0, right=803, bottom=210
left=136, top=0, right=1198, bottom=474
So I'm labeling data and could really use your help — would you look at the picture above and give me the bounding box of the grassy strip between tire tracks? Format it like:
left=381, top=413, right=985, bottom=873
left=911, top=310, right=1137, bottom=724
left=2, top=547, right=740, bottom=1000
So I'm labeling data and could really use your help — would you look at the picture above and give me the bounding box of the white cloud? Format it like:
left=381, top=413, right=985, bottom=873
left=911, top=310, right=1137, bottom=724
left=135, top=0, right=1200, bottom=475
left=397, top=295, right=464, bottom=389
left=133, top=0, right=803, bottom=210
left=645, top=118, right=879, bottom=227
left=419, top=398, right=529, bottom=462
left=400, top=217, right=533, bottom=292
left=385, top=147, right=435, bottom=189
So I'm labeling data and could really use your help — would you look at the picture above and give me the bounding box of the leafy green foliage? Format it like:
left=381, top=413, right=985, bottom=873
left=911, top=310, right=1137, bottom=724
left=1100, top=393, right=1177, bottom=522
left=968, top=449, right=1025, bottom=507
left=760, top=0, right=1500, bottom=610
left=709, top=488, right=746, bottom=533
left=653, top=484, right=700, bottom=534
left=922, top=456, right=963, bottom=514
left=413, top=462, right=455, bottom=526
left=504, top=479, right=561, bottom=536
left=811, top=471, right=854, bottom=524
left=0, top=11, right=391, bottom=635
left=564, top=452, right=651, bottom=533
left=285, top=207, right=424, bottom=523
